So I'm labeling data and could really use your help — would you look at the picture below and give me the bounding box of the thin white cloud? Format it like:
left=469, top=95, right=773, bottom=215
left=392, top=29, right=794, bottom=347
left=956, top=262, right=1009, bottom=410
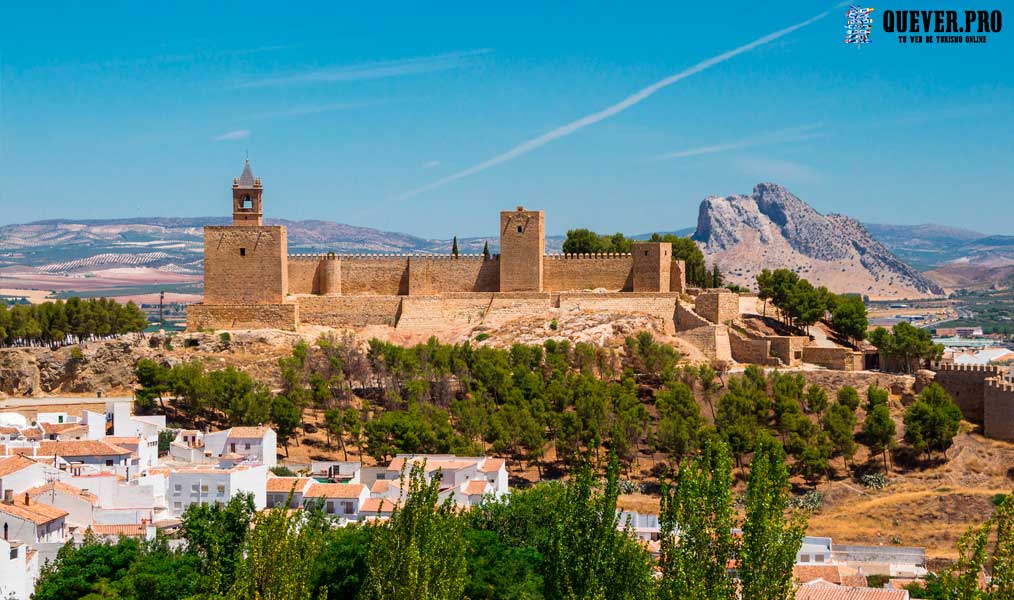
left=656, top=124, right=824, bottom=160
left=214, top=129, right=251, bottom=142
left=421, top=160, right=442, bottom=169
left=396, top=6, right=839, bottom=201
left=236, top=49, right=491, bottom=89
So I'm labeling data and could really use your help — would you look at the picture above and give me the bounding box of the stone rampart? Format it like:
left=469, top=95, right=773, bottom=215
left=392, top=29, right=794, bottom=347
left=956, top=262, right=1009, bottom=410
left=396, top=295, right=493, bottom=329
left=340, top=256, right=410, bottom=295
left=558, top=293, right=678, bottom=323
left=769, top=336, right=807, bottom=367
left=933, top=363, right=1003, bottom=424
left=675, top=304, right=713, bottom=331
left=801, top=346, right=864, bottom=371
left=296, top=295, right=402, bottom=328
left=695, top=291, right=740, bottom=325
left=728, top=329, right=780, bottom=366
left=186, top=303, right=298, bottom=332
left=408, top=255, right=499, bottom=295
left=543, top=254, right=633, bottom=292
left=984, top=376, right=1014, bottom=441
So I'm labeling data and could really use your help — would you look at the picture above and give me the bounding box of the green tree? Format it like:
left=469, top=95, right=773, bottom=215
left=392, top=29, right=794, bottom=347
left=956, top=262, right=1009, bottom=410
left=869, top=322, right=944, bottom=373
left=271, top=395, right=302, bottom=457
left=903, top=383, right=963, bottom=461
left=358, top=463, right=467, bottom=600
left=658, top=440, right=737, bottom=600
left=482, top=241, right=490, bottom=259
left=836, top=386, right=860, bottom=411
left=830, top=295, right=868, bottom=346
left=822, top=402, right=858, bottom=471
left=452, top=236, right=459, bottom=258
left=863, top=403, right=896, bottom=472
left=739, top=442, right=807, bottom=600
left=543, top=456, right=656, bottom=600
left=180, top=492, right=256, bottom=595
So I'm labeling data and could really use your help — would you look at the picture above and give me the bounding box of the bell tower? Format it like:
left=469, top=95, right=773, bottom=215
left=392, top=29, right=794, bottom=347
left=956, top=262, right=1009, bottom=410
left=232, top=159, right=263, bottom=225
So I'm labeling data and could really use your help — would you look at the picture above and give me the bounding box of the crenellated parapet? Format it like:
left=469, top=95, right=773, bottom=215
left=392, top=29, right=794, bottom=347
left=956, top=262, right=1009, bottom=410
left=934, top=362, right=1003, bottom=375
left=544, top=252, right=635, bottom=259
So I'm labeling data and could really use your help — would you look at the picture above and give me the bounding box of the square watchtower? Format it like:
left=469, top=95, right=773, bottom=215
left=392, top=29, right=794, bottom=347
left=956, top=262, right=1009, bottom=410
left=499, top=206, right=545, bottom=292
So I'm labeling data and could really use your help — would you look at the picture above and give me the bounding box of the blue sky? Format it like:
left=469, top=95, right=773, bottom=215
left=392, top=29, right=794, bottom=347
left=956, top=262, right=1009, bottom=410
left=1, top=1, right=1011, bottom=237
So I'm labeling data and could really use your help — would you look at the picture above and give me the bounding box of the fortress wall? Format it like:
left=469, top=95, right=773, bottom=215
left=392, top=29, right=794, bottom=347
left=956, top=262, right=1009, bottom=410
left=670, top=260, right=687, bottom=294
left=728, top=329, right=779, bottom=366
left=186, top=303, right=298, bottom=332
left=408, top=256, right=499, bottom=295
left=932, top=363, right=1002, bottom=424
left=397, top=295, right=493, bottom=329
left=543, top=255, right=633, bottom=292
left=484, top=293, right=553, bottom=326
left=341, top=256, right=410, bottom=295
left=770, top=336, right=807, bottom=367
left=801, top=346, right=864, bottom=372
left=675, top=303, right=713, bottom=331
left=984, top=377, right=1014, bottom=441
left=558, top=293, right=679, bottom=322
left=203, top=226, right=288, bottom=304
left=695, top=291, right=740, bottom=325
left=297, top=295, right=402, bottom=328
left=680, top=325, right=732, bottom=362
left=287, top=255, right=323, bottom=295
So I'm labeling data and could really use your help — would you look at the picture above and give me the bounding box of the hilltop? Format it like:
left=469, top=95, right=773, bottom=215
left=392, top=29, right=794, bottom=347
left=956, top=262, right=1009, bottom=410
left=692, top=183, right=945, bottom=299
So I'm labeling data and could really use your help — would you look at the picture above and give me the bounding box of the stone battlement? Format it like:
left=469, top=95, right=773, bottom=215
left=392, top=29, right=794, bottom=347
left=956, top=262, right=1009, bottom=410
left=986, top=376, right=1014, bottom=393
left=935, top=363, right=1003, bottom=374
left=545, top=253, right=634, bottom=259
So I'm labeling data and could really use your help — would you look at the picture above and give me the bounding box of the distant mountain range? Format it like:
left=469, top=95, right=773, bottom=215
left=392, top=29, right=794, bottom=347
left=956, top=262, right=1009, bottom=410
left=1, top=200, right=1010, bottom=294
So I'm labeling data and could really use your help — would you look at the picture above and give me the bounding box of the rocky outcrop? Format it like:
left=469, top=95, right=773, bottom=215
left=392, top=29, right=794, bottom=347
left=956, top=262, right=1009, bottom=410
left=693, top=183, right=944, bottom=299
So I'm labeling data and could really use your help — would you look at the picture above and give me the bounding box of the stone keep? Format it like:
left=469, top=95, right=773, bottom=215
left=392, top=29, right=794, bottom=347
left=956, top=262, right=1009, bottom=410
left=204, top=161, right=289, bottom=304
left=632, top=242, right=672, bottom=292
left=499, top=207, right=545, bottom=292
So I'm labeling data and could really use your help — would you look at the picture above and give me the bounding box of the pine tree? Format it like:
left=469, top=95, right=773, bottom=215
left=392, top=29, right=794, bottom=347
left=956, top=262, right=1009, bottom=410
left=452, top=236, right=459, bottom=258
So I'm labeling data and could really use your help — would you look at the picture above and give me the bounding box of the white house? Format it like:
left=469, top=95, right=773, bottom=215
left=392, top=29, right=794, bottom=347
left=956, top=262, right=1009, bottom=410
left=266, top=477, right=314, bottom=509
left=0, top=537, right=39, bottom=600
left=167, top=464, right=267, bottom=517
left=0, top=456, right=47, bottom=497
left=302, top=482, right=368, bottom=519
left=0, top=493, right=68, bottom=545
left=365, top=455, right=509, bottom=508
left=105, top=436, right=159, bottom=470
left=203, top=427, right=277, bottom=468
left=36, top=440, right=132, bottom=473
left=25, top=481, right=99, bottom=528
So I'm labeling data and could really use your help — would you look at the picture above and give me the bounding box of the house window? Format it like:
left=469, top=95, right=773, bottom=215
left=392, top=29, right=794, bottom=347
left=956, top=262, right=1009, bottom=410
left=174, top=484, right=182, bottom=493
left=815, top=554, right=825, bottom=563
left=173, top=502, right=182, bottom=510
left=342, top=501, right=354, bottom=515
left=230, top=443, right=236, bottom=453
left=217, top=485, right=225, bottom=495
left=200, top=484, right=209, bottom=494
left=10, top=547, right=18, bottom=559
left=800, top=555, right=810, bottom=563
left=105, top=459, right=113, bottom=466
left=191, top=484, right=199, bottom=493
left=239, top=248, right=246, bottom=257
left=326, top=501, right=335, bottom=514
left=245, top=443, right=251, bottom=450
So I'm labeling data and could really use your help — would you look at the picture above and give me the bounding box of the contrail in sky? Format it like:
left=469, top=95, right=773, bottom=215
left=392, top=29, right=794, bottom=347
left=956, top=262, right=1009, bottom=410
left=398, top=5, right=839, bottom=200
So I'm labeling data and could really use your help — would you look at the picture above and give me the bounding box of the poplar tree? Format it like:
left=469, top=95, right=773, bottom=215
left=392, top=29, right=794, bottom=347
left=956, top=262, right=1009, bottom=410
left=739, top=441, right=807, bottom=600
left=658, top=440, right=737, bottom=600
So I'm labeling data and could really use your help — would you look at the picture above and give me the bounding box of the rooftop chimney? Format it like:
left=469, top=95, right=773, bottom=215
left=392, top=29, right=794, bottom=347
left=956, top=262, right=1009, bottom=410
left=3, top=490, right=12, bottom=505
left=23, top=492, right=29, bottom=506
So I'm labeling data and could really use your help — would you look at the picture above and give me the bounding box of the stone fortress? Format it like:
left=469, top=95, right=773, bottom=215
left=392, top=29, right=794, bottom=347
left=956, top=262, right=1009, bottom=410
left=186, top=162, right=1014, bottom=441
left=188, top=161, right=691, bottom=334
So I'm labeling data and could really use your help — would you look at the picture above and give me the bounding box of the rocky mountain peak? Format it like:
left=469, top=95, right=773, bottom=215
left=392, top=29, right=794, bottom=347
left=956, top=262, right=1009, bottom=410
left=692, top=183, right=944, bottom=299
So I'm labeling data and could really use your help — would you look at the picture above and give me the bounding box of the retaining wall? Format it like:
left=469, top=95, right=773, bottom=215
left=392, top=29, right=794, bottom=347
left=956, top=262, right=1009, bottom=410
left=186, top=303, right=298, bottom=332
left=801, top=346, right=864, bottom=371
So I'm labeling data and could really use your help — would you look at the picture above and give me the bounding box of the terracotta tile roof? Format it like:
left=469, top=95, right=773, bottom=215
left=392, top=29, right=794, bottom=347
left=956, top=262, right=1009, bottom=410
left=21, top=428, right=43, bottom=439
left=91, top=524, right=147, bottom=537
left=103, top=437, right=139, bottom=445
left=0, top=427, right=20, bottom=435
left=0, top=455, right=39, bottom=477
left=227, top=426, right=268, bottom=438
left=304, top=483, right=365, bottom=499
left=41, top=423, right=87, bottom=434
left=795, top=583, right=909, bottom=600
left=464, top=480, right=489, bottom=495
left=38, top=440, right=131, bottom=457
left=841, top=574, right=872, bottom=588
left=27, top=481, right=98, bottom=506
left=370, top=480, right=390, bottom=494
left=360, top=497, right=394, bottom=513
left=479, top=458, right=505, bottom=473
left=795, top=565, right=845, bottom=585
left=266, top=477, right=313, bottom=493
left=0, top=498, right=68, bottom=524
